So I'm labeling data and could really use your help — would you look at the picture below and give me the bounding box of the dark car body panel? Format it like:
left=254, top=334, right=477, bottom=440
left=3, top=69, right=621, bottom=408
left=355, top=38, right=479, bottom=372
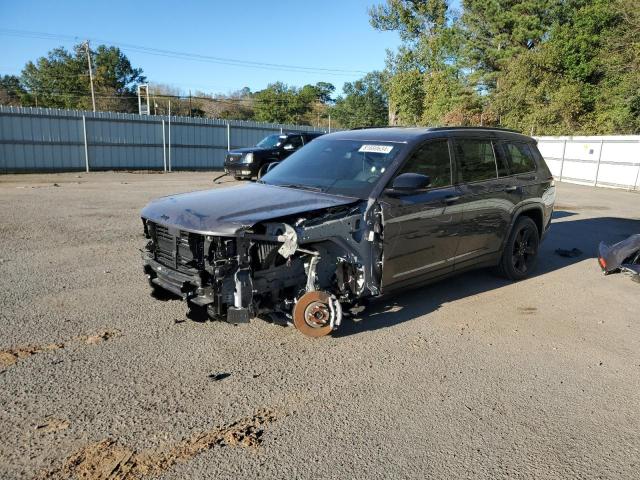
left=379, top=186, right=463, bottom=284
left=371, top=128, right=554, bottom=292
left=141, top=182, right=359, bottom=235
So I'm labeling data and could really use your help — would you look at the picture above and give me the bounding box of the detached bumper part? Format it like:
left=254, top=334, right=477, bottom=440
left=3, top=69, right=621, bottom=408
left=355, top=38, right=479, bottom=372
left=598, top=234, right=640, bottom=283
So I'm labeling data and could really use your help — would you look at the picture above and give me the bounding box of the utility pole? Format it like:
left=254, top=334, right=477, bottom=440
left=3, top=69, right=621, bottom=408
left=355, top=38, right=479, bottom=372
left=189, top=89, right=192, bottom=117
left=84, top=41, right=96, bottom=112
left=168, top=100, right=172, bottom=172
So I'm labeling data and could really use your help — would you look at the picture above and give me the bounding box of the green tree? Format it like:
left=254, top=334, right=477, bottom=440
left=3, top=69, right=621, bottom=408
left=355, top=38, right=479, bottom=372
left=461, top=0, right=561, bottom=91
left=370, top=0, right=473, bottom=125
left=594, top=0, right=640, bottom=133
left=422, top=68, right=482, bottom=125
left=253, top=82, right=302, bottom=124
left=0, top=75, right=26, bottom=106
left=331, top=72, right=388, bottom=128
left=20, top=43, right=145, bottom=112
left=491, top=0, right=635, bottom=134
left=253, top=82, right=334, bottom=124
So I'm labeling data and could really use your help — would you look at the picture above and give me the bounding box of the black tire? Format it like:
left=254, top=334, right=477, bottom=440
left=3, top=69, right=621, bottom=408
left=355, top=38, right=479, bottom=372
left=257, top=164, right=269, bottom=180
left=497, top=216, right=540, bottom=281
left=233, top=176, right=243, bottom=181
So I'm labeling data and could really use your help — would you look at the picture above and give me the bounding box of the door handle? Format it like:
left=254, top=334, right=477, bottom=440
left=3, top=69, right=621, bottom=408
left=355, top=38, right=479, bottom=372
left=505, top=185, right=519, bottom=192
left=443, top=195, right=460, bottom=204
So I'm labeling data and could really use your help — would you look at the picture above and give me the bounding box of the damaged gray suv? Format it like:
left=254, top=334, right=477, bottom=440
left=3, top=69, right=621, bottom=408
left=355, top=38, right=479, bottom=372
left=141, top=127, right=555, bottom=337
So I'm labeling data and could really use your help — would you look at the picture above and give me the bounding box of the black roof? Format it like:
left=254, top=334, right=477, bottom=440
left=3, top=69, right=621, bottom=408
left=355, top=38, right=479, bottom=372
left=426, top=126, right=520, bottom=133
left=326, top=126, right=532, bottom=144
left=282, top=131, right=324, bottom=137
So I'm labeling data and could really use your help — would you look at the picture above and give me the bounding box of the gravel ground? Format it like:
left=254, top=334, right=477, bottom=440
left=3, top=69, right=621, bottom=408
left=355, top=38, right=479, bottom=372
left=0, top=171, right=639, bottom=480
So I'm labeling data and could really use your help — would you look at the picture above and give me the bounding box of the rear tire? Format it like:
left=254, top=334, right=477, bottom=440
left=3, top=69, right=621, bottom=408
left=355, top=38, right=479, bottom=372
left=497, top=216, right=540, bottom=281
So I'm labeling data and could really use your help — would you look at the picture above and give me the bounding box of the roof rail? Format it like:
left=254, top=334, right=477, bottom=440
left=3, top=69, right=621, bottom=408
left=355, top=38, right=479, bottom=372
left=426, top=126, right=522, bottom=134
left=349, top=126, right=397, bottom=130
left=349, top=125, right=522, bottom=134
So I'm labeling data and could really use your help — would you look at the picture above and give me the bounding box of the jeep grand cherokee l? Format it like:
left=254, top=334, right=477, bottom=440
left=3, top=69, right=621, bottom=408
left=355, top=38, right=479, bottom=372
left=224, top=132, right=324, bottom=179
left=141, top=127, right=555, bottom=337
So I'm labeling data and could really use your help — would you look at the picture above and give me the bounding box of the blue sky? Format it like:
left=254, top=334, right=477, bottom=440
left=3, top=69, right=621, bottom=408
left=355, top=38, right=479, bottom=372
left=0, top=0, right=405, bottom=96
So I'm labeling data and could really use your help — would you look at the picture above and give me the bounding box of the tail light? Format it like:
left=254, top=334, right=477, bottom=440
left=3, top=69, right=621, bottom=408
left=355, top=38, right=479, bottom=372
left=598, top=257, right=607, bottom=270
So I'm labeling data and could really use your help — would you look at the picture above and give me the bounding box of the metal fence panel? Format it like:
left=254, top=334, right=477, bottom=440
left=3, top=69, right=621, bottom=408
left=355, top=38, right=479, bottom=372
left=0, top=106, right=325, bottom=173
left=536, top=136, right=640, bottom=190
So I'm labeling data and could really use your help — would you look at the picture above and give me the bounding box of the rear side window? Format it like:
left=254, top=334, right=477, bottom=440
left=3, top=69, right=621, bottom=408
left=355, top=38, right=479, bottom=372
left=504, top=142, right=536, bottom=174
left=398, top=139, right=452, bottom=188
left=454, top=139, right=497, bottom=183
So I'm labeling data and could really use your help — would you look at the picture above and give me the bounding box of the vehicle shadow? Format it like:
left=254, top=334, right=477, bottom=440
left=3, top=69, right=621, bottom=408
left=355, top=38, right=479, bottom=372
left=335, top=212, right=640, bottom=337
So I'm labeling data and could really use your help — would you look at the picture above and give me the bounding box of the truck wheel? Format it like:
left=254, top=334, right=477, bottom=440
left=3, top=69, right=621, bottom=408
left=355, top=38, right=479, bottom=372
left=497, top=216, right=540, bottom=281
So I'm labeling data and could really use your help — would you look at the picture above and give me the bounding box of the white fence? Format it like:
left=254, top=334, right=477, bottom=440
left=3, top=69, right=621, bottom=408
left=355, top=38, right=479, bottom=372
left=536, top=136, right=640, bottom=190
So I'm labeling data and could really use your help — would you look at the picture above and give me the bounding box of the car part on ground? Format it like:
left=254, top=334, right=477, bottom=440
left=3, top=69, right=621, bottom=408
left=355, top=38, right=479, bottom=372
left=598, top=234, right=640, bottom=282
left=143, top=127, right=556, bottom=337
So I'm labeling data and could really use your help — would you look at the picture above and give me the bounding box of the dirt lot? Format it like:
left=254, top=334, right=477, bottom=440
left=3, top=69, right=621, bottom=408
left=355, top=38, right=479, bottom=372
left=1, top=171, right=639, bottom=479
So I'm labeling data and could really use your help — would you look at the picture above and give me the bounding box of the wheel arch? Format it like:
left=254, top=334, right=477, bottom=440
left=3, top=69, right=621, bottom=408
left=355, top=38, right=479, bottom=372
left=502, top=203, right=545, bottom=254
left=518, top=206, right=543, bottom=238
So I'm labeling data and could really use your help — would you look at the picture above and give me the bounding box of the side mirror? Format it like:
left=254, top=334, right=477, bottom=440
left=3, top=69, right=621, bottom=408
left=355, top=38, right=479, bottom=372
left=283, top=144, right=295, bottom=151
left=388, top=173, right=431, bottom=193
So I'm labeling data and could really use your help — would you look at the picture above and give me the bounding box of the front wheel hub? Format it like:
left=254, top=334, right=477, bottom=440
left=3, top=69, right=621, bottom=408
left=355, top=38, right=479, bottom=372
left=293, top=291, right=340, bottom=338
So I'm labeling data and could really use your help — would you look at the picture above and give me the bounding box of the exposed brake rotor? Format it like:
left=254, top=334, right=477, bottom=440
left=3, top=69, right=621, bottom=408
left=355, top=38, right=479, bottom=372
left=293, top=290, right=339, bottom=338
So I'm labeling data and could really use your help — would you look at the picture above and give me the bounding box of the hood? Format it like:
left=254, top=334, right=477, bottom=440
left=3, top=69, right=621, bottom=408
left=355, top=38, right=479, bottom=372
left=227, top=147, right=275, bottom=155
left=141, top=182, right=359, bottom=235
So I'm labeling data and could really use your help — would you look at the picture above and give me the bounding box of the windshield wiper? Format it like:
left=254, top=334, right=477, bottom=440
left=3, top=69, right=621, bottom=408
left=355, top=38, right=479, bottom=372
left=276, top=183, right=325, bottom=193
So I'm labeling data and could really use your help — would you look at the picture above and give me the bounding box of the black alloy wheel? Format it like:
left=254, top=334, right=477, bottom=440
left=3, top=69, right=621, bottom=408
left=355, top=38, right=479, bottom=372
left=498, top=216, right=540, bottom=281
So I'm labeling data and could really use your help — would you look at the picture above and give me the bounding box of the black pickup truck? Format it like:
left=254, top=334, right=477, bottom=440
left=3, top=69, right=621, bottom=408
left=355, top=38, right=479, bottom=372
left=224, top=131, right=324, bottom=179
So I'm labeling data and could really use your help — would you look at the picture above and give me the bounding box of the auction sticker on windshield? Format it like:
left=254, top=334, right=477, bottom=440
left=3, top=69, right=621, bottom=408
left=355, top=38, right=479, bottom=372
left=358, top=144, right=394, bottom=154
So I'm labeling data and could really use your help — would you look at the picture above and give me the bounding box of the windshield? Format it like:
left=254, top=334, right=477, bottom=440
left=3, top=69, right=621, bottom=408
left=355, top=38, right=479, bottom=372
left=260, top=139, right=405, bottom=198
left=256, top=134, right=284, bottom=149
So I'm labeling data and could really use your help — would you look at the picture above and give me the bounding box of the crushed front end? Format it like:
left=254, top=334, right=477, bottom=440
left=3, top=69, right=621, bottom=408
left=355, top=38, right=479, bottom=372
left=142, top=221, right=305, bottom=325
left=140, top=199, right=383, bottom=336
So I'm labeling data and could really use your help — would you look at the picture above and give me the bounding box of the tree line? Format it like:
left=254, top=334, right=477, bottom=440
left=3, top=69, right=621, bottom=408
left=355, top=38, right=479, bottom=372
left=371, top=0, right=639, bottom=134
left=0, top=41, right=387, bottom=130
left=1, top=0, right=638, bottom=134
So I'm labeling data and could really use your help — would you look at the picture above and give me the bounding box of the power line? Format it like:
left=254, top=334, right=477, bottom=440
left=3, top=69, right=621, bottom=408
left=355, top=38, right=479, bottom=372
left=14, top=88, right=330, bottom=109
left=0, top=28, right=368, bottom=77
